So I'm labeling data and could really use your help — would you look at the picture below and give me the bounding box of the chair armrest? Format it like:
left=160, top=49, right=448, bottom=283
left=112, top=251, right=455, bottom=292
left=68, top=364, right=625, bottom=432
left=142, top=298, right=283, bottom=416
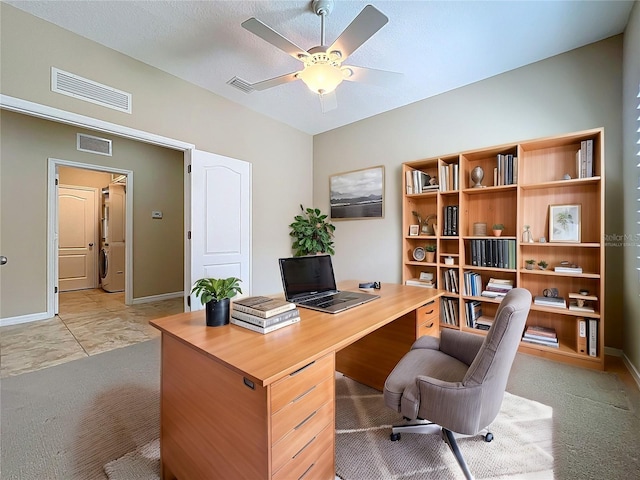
left=410, top=335, right=440, bottom=351
left=411, top=376, right=484, bottom=435
left=439, top=329, right=485, bottom=366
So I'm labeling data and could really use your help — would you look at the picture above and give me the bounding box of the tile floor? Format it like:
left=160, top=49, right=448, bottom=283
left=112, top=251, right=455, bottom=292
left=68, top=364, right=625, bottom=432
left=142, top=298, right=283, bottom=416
left=0, top=288, right=183, bottom=378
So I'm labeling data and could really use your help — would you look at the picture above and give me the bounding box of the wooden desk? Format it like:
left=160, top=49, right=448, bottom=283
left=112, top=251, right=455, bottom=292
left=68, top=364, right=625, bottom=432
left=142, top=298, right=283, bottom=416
left=150, top=282, right=443, bottom=480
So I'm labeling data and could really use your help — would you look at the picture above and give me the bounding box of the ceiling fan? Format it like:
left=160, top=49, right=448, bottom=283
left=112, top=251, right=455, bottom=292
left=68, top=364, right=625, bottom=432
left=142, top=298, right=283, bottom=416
left=240, top=0, right=401, bottom=112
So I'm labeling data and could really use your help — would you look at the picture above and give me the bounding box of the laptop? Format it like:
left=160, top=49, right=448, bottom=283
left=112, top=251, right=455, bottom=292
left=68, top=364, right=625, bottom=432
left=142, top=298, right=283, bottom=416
left=279, top=255, right=379, bottom=314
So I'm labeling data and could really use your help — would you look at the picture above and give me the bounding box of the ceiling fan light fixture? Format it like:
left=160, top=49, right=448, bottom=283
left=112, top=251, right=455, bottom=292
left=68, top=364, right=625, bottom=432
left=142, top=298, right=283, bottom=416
left=298, top=60, right=343, bottom=94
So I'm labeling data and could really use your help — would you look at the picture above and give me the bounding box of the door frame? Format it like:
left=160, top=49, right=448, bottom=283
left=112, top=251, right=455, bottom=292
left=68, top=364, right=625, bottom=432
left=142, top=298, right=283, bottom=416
left=48, top=159, right=133, bottom=311
left=2, top=94, right=196, bottom=322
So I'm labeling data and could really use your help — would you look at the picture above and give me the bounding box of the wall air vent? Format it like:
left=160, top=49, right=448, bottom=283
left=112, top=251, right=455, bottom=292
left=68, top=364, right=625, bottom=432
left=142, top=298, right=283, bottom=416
left=227, top=76, right=254, bottom=94
left=77, top=133, right=112, bottom=156
left=52, top=67, right=132, bottom=113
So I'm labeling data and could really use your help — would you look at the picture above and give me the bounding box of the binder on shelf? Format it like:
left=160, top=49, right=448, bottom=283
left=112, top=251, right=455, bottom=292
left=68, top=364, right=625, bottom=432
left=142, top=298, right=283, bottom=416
left=577, top=318, right=588, bottom=355
left=588, top=318, right=598, bottom=357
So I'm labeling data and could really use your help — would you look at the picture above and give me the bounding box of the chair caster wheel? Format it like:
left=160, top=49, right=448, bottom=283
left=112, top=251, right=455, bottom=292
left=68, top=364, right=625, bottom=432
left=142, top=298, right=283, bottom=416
left=484, top=432, right=494, bottom=442
left=390, top=433, right=401, bottom=441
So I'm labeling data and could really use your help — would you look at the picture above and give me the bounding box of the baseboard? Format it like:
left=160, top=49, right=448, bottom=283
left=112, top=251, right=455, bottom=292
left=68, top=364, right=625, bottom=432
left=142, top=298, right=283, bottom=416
left=622, top=353, right=640, bottom=390
left=0, top=311, right=51, bottom=327
left=131, top=291, right=183, bottom=305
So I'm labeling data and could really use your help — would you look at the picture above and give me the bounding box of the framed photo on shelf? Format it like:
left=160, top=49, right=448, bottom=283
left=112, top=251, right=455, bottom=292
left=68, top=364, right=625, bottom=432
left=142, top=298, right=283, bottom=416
left=409, top=224, right=420, bottom=236
left=549, top=204, right=581, bottom=242
left=330, top=166, right=384, bottom=220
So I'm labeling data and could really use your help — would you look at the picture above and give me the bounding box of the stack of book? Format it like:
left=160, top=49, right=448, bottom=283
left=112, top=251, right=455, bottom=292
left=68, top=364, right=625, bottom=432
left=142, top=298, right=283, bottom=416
left=405, top=278, right=435, bottom=288
left=481, top=278, right=513, bottom=299
left=522, top=325, right=559, bottom=348
left=575, top=139, right=594, bottom=178
left=533, top=295, right=567, bottom=309
left=554, top=262, right=583, bottom=274
left=231, top=296, right=299, bottom=334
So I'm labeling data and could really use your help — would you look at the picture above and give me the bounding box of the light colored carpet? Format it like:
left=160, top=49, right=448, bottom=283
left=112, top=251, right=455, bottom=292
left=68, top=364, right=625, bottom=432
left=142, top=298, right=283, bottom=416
left=103, top=374, right=553, bottom=480
left=2, top=338, right=639, bottom=480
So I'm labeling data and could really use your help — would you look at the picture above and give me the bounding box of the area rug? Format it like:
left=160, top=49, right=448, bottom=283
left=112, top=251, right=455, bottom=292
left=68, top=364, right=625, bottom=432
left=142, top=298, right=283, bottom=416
left=105, top=373, right=553, bottom=479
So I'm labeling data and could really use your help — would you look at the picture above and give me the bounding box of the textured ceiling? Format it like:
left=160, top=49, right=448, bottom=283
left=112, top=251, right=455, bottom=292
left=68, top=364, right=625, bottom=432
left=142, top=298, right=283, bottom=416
left=6, top=0, right=634, bottom=135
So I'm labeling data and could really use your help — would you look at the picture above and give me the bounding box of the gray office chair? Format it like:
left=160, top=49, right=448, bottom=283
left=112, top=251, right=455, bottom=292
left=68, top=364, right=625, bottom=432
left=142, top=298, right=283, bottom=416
left=383, top=288, right=531, bottom=480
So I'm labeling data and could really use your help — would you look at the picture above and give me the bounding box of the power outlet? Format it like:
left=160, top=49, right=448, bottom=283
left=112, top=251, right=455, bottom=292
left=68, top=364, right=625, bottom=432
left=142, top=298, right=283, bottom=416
left=152, top=211, right=163, bottom=219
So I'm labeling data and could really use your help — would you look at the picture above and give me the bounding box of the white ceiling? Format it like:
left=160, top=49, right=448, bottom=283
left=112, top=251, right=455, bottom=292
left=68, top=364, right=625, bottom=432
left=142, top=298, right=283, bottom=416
left=6, top=0, right=634, bottom=135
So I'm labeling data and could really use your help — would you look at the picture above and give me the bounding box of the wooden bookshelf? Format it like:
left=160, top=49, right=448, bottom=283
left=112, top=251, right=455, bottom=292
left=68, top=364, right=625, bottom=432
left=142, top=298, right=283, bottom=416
left=401, top=128, right=605, bottom=370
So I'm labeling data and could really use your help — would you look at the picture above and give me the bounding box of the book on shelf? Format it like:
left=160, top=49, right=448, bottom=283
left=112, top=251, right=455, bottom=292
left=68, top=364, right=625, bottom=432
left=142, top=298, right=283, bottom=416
left=465, top=300, right=483, bottom=328
left=576, top=139, right=594, bottom=178
left=588, top=318, right=598, bottom=357
left=474, top=317, right=493, bottom=330
left=469, top=239, right=516, bottom=269
left=533, top=296, right=567, bottom=308
left=524, top=325, right=557, bottom=339
left=405, top=278, right=435, bottom=288
left=568, top=301, right=595, bottom=313
left=232, top=296, right=296, bottom=318
left=230, top=307, right=300, bottom=327
left=496, top=154, right=517, bottom=186
left=577, top=318, right=588, bottom=355
left=521, top=336, right=560, bottom=348
left=440, top=297, right=459, bottom=326
left=554, top=265, right=583, bottom=273
left=407, top=169, right=437, bottom=194
left=230, top=315, right=299, bottom=334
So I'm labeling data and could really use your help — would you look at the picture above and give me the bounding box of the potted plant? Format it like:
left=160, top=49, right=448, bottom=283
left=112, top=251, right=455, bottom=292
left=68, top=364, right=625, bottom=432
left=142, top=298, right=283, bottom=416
left=289, top=204, right=336, bottom=256
left=191, top=277, right=242, bottom=327
left=537, top=260, right=548, bottom=271
left=492, top=223, right=505, bottom=237
left=425, top=244, right=437, bottom=263
left=525, top=259, right=536, bottom=270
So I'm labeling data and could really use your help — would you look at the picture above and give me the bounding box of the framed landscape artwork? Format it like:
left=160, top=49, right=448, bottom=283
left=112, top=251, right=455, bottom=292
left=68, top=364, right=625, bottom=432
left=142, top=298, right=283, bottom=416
left=549, top=204, right=581, bottom=242
left=330, top=166, right=384, bottom=220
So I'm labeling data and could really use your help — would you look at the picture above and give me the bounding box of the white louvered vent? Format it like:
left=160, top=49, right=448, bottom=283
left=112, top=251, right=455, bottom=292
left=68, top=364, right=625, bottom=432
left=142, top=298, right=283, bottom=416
left=52, top=67, right=132, bottom=113
left=77, top=133, right=112, bottom=156
left=227, top=76, right=254, bottom=94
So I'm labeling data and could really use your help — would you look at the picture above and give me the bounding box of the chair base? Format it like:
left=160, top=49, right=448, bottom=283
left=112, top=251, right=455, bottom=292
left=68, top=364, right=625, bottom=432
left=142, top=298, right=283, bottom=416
left=390, top=422, right=493, bottom=480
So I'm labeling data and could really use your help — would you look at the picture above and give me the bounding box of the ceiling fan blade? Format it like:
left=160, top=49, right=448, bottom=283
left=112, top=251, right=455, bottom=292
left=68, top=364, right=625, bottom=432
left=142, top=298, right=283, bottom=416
left=342, top=65, right=402, bottom=87
left=319, top=90, right=337, bottom=113
left=242, top=17, right=308, bottom=61
left=251, top=72, right=300, bottom=91
left=328, top=5, right=388, bottom=60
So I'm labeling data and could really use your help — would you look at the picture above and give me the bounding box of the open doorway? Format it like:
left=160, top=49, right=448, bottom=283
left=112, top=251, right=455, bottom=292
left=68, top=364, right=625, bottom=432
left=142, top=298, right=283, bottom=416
left=57, top=165, right=128, bottom=308
left=49, top=159, right=134, bottom=314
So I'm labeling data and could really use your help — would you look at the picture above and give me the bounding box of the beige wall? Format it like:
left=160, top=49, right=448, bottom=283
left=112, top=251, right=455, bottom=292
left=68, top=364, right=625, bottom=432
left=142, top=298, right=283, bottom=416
left=622, top=2, right=640, bottom=373
left=314, top=36, right=625, bottom=351
left=0, top=111, right=185, bottom=317
left=0, top=3, right=313, bottom=320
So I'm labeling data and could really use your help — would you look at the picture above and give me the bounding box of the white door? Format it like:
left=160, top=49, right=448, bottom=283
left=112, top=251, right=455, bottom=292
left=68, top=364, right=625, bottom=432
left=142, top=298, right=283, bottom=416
left=58, top=186, right=99, bottom=292
left=190, top=150, right=251, bottom=310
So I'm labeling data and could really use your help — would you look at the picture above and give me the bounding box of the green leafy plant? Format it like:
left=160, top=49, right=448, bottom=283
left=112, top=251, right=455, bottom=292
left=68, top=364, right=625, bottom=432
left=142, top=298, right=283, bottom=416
left=492, top=223, right=505, bottom=230
left=525, top=259, right=536, bottom=265
left=289, top=204, right=336, bottom=256
left=425, top=244, right=437, bottom=252
left=191, top=277, right=242, bottom=304
left=537, top=260, right=548, bottom=269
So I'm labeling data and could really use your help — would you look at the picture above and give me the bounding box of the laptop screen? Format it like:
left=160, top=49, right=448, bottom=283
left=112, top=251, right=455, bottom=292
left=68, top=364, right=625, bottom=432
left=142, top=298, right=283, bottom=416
left=279, top=255, right=337, bottom=300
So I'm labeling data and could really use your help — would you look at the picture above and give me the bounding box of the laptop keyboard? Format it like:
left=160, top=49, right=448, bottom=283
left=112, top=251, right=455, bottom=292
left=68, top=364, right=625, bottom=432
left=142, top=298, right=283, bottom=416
left=299, top=293, right=338, bottom=306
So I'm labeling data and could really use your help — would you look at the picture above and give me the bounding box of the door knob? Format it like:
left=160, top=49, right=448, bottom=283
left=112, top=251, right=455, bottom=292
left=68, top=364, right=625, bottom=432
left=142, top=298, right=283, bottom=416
left=0, top=256, right=7, bottom=265
left=89, top=243, right=94, bottom=247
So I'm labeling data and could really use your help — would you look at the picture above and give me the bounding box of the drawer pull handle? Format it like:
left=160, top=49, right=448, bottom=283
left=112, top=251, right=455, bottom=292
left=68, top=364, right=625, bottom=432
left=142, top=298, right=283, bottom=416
left=299, top=463, right=315, bottom=480
left=423, top=322, right=434, bottom=328
left=294, top=411, right=317, bottom=430
left=291, top=361, right=315, bottom=377
left=423, top=310, right=434, bottom=315
left=293, top=436, right=317, bottom=459
left=292, top=385, right=316, bottom=403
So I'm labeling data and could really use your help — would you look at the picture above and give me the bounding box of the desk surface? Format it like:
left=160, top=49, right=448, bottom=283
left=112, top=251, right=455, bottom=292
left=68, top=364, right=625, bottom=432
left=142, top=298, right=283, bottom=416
left=150, top=281, right=443, bottom=387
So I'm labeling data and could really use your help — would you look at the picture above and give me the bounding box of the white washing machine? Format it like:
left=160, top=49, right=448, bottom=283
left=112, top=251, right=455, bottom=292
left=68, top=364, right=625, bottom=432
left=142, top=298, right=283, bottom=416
left=100, top=243, right=125, bottom=292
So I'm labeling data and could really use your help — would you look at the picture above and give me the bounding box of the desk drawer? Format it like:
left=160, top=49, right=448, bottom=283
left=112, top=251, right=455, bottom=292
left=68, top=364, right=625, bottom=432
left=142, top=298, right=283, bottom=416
left=271, top=354, right=333, bottom=413
left=272, top=401, right=333, bottom=473
left=417, top=300, right=439, bottom=337
left=272, top=424, right=333, bottom=480
left=272, top=376, right=333, bottom=445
